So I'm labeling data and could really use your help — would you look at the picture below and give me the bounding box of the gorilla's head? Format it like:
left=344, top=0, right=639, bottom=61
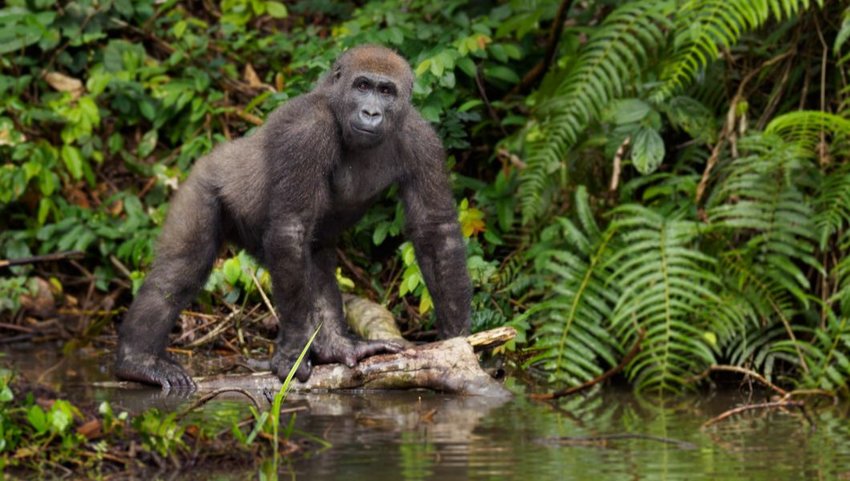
left=327, top=45, right=414, bottom=149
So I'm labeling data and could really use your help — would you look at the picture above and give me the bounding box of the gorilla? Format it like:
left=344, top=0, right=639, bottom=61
left=115, top=45, right=472, bottom=389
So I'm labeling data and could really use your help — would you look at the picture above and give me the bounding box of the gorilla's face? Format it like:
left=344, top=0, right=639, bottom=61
left=339, top=72, right=404, bottom=149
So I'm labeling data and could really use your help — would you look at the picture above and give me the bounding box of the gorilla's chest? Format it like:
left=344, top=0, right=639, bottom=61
left=329, top=157, right=395, bottom=208
left=311, top=159, right=395, bottom=242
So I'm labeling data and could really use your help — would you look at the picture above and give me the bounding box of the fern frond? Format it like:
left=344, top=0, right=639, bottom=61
left=766, top=113, right=850, bottom=248
left=834, top=232, right=850, bottom=315
left=769, top=312, right=850, bottom=392
left=715, top=252, right=806, bottom=378
left=765, top=111, right=850, bottom=158
left=814, top=164, right=850, bottom=248
left=519, top=1, right=674, bottom=223
left=653, top=0, right=822, bottom=101
left=609, top=204, right=720, bottom=393
left=718, top=253, right=797, bottom=325
left=706, top=134, right=821, bottom=305
left=522, top=188, right=621, bottom=385
left=796, top=313, right=850, bottom=392
left=725, top=324, right=789, bottom=381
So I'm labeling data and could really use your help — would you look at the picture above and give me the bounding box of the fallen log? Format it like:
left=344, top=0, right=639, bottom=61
left=198, top=331, right=513, bottom=397
left=99, top=329, right=514, bottom=397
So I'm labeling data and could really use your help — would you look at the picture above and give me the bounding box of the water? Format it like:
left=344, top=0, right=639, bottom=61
left=6, top=347, right=850, bottom=480
left=281, top=386, right=850, bottom=481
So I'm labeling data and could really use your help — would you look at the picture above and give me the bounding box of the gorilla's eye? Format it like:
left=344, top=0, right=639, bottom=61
left=356, top=79, right=370, bottom=91
left=378, top=84, right=396, bottom=96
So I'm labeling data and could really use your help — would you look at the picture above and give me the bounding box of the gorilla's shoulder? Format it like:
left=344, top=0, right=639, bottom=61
left=264, top=92, right=335, bottom=131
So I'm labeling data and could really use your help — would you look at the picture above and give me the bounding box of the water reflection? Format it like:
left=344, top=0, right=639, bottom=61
left=6, top=347, right=850, bottom=481
left=282, top=386, right=850, bottom=481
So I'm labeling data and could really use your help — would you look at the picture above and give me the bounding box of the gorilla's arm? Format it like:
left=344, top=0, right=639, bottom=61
left=399, top=117, right=472, bottom=339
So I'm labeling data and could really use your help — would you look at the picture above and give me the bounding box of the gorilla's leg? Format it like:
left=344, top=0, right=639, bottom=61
left=307, top=247, right=402, bottom=372
left=116, top=176, right=222, bottom=389
left=266, top=220, right=317, bottom=382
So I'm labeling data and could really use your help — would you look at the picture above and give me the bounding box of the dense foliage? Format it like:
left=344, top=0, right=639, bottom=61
left=2, top=0, right=850, bottom=396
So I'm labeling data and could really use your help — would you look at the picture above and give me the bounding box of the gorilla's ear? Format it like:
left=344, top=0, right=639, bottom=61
left=332, top=65, right=342, bottom=83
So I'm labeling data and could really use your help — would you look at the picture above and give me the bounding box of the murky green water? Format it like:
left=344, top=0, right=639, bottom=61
left=277, top=387, right=850, bottom=481
left=7, top=348, right=850, bottom=480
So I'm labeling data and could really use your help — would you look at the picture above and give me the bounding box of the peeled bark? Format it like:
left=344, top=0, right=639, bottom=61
left=342, top=294, right=414, bottom=347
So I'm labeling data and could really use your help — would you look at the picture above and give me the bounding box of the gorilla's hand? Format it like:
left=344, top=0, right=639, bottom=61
left=115, top=349, right=196, bottom=390
left=312, top=335, right=404, bottom=368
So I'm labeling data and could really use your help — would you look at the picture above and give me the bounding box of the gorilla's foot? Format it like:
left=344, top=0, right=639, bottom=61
left=115, top=351, right=196, bottom=390
left=272, top=337, right=403, bottom=383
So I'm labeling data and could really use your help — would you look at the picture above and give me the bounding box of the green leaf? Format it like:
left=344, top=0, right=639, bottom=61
left=457, top=99, right=483, bottom=112
left=483, top=65, right=519, bottom=83
left=265, top=1, right=288, bottom=18
left=61, top=144, right=84, bottom=179
left=138, top=129, right=158, bottom=158
left=0, top=385, right=12, bottom=403
left=27, top=405, right=47, bottom=433
left=836, top=19, right=850, bottom=54
left=429, top=57, right=445, bottom=77
left=418, top=288, right=433, bottom=314
left=631, top=126, right=665, bottom=175
left=37, top=198, right=52, bottom=225
left=139, top=99, right=156, bottom=121
left=415, top=59, right=431, bottom=77
left=78, top=96, right=100, bottom=126
left=420, top=104, right=440, bottom=122
left=610, top=99, right=651, bottom=124
left=173, top=20, right=188, bottom=39
left=456, top=57, right=476, bottom=77
left=49, top=401, right=73, bottom=433
left=223, top=257, right=242, bottom=285
left=372, top=222, right=389, bottom=245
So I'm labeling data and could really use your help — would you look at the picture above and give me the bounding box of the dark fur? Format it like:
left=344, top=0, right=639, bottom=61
left=115, top=45, right=472, bottom=389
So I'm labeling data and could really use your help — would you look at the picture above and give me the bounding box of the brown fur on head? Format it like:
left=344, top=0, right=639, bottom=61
left=330, top=44, right=414, bottom=99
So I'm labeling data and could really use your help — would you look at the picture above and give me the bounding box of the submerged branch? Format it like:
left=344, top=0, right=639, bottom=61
left=702, top=399, right=806, bottom=429
left=176, top=388, right=263, bottom=419
left=541, top=433, right=698, bottom=450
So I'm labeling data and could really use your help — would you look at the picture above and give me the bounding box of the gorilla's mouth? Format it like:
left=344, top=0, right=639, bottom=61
left=351, top=123, right=378, bottom=136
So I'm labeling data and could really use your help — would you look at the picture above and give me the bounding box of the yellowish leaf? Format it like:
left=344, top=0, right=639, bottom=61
left=44, top=72, right=84, bottom=99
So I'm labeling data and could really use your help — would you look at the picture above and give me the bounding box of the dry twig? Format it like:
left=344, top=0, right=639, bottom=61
left=688, top=365, right=788, bottom=396
left=0, top=251, right=84, bottom=268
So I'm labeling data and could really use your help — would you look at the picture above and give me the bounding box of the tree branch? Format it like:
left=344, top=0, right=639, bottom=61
left=508, top=0, right=574, bottom=96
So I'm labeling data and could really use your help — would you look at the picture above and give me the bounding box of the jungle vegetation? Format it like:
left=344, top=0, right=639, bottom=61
left=1, top=0, right=850, bottom=401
